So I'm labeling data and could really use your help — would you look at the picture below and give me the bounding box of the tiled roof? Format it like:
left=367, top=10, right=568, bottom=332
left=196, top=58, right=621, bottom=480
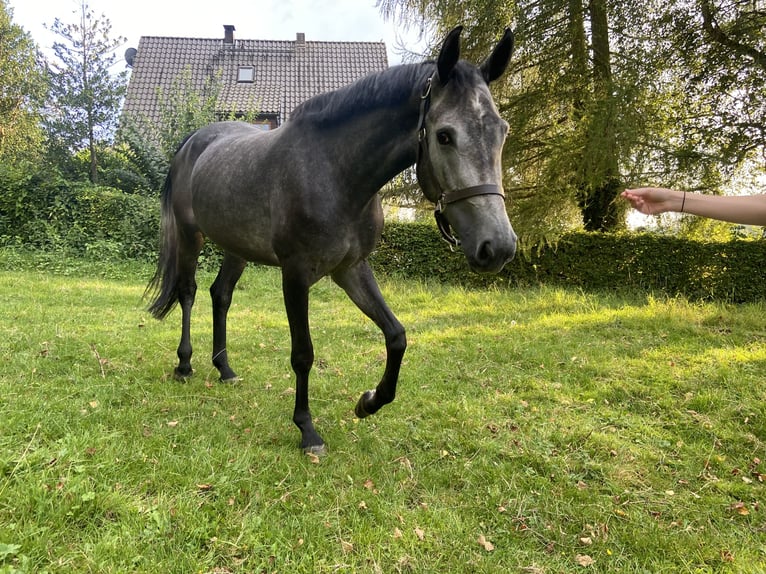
left=122, top=32, right=388, bottom=128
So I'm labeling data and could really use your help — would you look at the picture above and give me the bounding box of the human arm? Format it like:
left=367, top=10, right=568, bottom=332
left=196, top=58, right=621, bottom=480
left=621, top=187, right=766, bottom=226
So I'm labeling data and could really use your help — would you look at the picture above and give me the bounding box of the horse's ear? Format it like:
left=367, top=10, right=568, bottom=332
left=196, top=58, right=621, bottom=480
left=481, top=28, right=514, bottom=84
left=437, top=25, right=463, bottom=86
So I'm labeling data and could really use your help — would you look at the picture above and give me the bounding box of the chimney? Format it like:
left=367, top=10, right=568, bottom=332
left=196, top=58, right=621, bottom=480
left=224, top=25, right=235, bottom=44
left=296, top=32, right=306, bottom=49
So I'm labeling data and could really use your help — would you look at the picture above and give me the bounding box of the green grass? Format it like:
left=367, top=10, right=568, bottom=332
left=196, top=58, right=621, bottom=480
left=0, top=249, right=765, bottom=573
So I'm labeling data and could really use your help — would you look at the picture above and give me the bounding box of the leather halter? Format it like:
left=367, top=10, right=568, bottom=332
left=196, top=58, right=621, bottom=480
left=416, top=74, right=505, bottom=246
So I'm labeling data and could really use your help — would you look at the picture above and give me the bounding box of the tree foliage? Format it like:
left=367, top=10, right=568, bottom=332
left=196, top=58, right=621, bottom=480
left=378, top=0, right=766, bottom=245
left=119, top=67, right=261, bottom=193
left=660, top=0, right=766, bottom=184
left=0, top=0, right=47, bottom=164
left=120, top=67, right=222, bottom=165
left=43, top=0, right=127, bottom=183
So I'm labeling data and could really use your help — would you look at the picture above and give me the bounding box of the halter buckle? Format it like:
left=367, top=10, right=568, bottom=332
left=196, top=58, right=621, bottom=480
left=421, top=75, right=433, bottom=100
left=434, top=202, right=460, bottom=248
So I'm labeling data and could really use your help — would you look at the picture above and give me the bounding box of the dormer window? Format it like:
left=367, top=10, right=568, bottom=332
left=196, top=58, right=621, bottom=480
left=237, top=66, right=254, bottom=83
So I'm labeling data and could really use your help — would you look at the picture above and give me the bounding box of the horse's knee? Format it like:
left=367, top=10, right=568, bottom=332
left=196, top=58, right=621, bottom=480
left=210, top=283, right=233, bottom=311
left=290, top=347, right=314, bottom=376
left=388, top=328, right=407, bottom=355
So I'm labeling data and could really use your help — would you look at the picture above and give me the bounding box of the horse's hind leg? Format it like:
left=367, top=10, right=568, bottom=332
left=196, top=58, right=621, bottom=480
left=174, top=230, right=204, bottom=380
left=210, top=253, right=247, bottom=382
left=332, top=262, right=406, bottom=418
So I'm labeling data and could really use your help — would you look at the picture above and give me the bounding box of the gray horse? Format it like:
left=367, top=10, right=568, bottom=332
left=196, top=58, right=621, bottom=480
left=147, top=26, right=517, bottom=454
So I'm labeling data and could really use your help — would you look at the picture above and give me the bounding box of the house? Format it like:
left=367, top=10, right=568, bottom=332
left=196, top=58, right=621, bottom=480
left=121, top=25, right=388, bottom=133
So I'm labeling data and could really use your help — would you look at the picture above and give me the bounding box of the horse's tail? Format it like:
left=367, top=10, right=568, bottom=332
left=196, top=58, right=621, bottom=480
left=145, top=170, right=181, bottom=320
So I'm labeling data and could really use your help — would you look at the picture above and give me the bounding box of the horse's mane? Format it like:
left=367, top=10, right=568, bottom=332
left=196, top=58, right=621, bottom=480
left=290, top=62, right=434, bottom=127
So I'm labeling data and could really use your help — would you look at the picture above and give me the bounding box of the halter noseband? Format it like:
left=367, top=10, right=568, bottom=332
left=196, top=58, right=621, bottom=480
left=416, top=74, right=505, bottom=246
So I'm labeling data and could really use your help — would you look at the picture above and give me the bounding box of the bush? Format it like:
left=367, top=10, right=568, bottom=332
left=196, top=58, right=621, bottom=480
left=370, top=222, right=766, bottom=303
left=0, top=163, right=159, bottom=260
left=2, top=164, right=764, bottom=304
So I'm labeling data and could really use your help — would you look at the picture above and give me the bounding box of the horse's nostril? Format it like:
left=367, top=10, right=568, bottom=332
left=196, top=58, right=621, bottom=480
left=478, top=241, right=495, bottom=263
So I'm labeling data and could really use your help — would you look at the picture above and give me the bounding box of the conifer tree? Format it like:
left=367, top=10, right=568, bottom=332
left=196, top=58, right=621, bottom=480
left=44, top=0, right=127, bottom=183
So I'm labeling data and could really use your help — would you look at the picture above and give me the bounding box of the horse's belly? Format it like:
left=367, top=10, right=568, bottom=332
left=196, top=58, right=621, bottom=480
left=192, top=187, right=279, bottom=265
left=207, top=227, right=280, bottom=266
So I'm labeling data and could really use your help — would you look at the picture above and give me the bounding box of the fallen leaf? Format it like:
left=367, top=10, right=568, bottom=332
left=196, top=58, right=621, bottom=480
left=364, top=479, right=375, bottom=490
left=196, top=483, right=213, bottom=491
left=393, top=528, right=403, bottom=539
left=414, top=527, right=425, bottom=541
left=575, top=554, right=595, bottom=567
left=306, top=452, right=320, bottom=464
left=520, top=566, right=545, bottom=574
left=167, top=420, right=179, bottom=427
left=730, top=502, right=750, bottom=516
left=579, top=537, right=593, bottom=546
left=477, top=534, right=494, bottom=552
left=358, top=501, right=367, bottom=510
left=340, top=540, right=353, bottom=554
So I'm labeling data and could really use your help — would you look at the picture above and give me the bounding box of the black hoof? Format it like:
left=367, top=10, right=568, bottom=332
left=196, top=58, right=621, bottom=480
left=303, top=443, right=327, bottom=457
left=354, top=390, right=376, bottom=419
left=219, top=375, right=242, bottom=384
left=173, top=367, right=193, bottom=382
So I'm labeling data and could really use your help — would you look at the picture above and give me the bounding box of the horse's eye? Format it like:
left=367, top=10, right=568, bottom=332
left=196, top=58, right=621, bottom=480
left=436, top=131, right=452, bottom=146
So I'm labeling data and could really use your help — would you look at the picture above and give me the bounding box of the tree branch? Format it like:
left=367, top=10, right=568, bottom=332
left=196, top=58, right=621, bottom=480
left=699, top=0, right=766, bottom=70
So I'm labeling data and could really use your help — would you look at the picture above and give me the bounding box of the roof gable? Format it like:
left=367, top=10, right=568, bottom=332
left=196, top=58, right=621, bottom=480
left=122, top=32, right=388, bottom=129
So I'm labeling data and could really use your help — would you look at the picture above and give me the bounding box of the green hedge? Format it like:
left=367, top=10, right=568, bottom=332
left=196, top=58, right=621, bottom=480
left=370, top=221, right=766, bottom=303
left=2, top=165, right=764, bottom=303
left=0, top=163, right=159, bottom=260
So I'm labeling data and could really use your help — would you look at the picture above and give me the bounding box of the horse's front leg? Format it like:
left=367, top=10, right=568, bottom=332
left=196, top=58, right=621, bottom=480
left=282, top=267, right=326, bottom=454
left=332, top=261, right=406, bottom=418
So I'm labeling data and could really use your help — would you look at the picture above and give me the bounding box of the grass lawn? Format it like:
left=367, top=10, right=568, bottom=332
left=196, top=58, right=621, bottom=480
left=0, top=250, right=764, bottom=573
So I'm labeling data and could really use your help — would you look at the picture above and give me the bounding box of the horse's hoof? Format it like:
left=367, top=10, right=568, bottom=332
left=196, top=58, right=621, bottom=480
left=354, top=390, right=376, bottom=419
left=304, top=443, right=327, bottom=457
left=173, top=368, right=193, bottom=382
left=219, top=375, right=242, bottom=384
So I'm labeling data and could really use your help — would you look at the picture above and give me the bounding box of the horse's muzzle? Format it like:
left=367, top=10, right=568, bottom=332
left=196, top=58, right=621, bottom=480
left=468, top=233, right=517, bottom=273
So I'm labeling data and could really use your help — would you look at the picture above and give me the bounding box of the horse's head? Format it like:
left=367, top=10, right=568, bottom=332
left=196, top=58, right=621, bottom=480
left=416, top=26, right=517, bottom=273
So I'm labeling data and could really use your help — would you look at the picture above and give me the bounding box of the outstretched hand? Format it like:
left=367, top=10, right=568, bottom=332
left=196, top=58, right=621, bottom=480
left=621, top=188, right=681, bottom=216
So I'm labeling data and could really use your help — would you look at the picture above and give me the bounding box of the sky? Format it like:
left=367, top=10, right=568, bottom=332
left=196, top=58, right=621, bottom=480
left=9, top=0, right=427, bottom=66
